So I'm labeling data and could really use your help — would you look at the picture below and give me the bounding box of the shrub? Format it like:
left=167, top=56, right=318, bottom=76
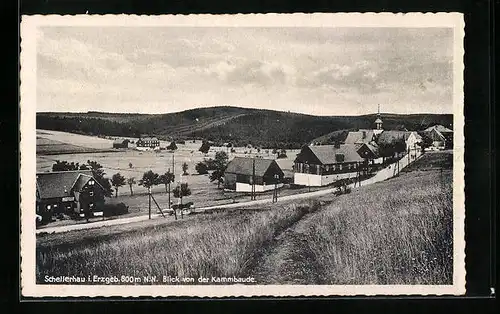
left=103, top=203, right=129, bottom=217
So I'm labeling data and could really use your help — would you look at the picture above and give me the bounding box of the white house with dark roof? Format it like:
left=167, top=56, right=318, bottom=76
left=293, top=144, right=366, bottom=186
left=224, top=157, right=284, bottom=192
left=423, top=125, right=453, bottom=149
left=36, top=170, right=106, bottom=222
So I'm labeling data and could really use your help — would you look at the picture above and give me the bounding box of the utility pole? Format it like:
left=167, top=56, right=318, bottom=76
left=251, top=158, right=256, bottom=200
left=167, top=168, right=171, bottom=209
left=148, top=186, right=151, bottom=220
left=272, top=174, right=279, bottom=203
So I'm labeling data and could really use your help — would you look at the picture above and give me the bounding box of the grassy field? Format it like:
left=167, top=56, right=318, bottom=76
left=36, top=200, right=321, bottom=284
left=300, top=170, right=452, bottom=284
left=36, top=151, right=453, bottom=285
left=36, top=129, right=299, bottom=224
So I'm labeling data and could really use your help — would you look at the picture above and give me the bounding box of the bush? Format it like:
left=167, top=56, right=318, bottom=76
left=103, top=203, right=129, bottom=217
left=195, top=162, right=209, bottom=174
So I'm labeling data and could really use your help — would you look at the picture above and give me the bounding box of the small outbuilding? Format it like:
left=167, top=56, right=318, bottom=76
left=224, top=157, right=284, bottom=192
left=113, top=138, right=129, bottom=149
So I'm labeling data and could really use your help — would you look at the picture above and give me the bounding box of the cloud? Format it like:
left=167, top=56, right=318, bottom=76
left=36, top=26, right=454, bottom=115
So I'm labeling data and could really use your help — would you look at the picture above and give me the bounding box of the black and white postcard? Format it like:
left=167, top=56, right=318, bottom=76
left=20, top=13, right=465, bottom=297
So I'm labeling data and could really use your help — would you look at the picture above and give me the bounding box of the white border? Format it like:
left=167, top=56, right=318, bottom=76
left=20, top=13, right=465, bottom=297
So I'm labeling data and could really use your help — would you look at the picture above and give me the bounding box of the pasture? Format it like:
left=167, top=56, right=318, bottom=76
left=36, top=129, right=299, bottom=219
left=36, top=151, right=453, bottom=285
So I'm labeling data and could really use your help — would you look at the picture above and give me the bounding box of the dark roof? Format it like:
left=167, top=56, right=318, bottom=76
left=344, top=130, right=375, bottom=144
left=377, top=131, right=411, bottom=145
left=307, top=144, right=364, bottom=164
left=36, top=170, right=94, bottom=199
left=225, top=157, right=283, bottom=177
left=113, top=139, right=129, bottom=144
left=357, top=142, right=380, bottom=158
left=139, top=137, right=158, bottom=141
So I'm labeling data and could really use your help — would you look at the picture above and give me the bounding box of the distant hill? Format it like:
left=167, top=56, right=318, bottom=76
left=37, top=106, right=453, bottom=149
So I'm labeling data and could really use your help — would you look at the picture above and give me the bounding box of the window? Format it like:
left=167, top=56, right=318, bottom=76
left=332, top=165, right=336, bottom=171
left=339, top=164, right=343, bottom=171
left=89, top=191, right=94, bottom=197
left=348, top=164, right=351, bottom=170
left=46, top=205, right=51, bottom=209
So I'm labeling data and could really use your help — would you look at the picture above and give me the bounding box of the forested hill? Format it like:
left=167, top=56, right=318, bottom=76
left=37, top=106, right=453, bottom=149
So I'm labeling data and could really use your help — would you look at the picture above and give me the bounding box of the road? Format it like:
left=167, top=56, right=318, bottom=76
left=36, top=152, right=422, bottom=235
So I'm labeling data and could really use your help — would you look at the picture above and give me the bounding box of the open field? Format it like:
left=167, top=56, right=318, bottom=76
left=36, top=151, right=453, bottom=285
left=37, top=129, right=300, bottom=225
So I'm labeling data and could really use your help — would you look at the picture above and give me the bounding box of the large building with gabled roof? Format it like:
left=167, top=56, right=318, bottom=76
left=293, top=143, right=366, bottom=186
left=224, top=157, right=284, bottom=192
left=36, top=170, right=106, bottom=222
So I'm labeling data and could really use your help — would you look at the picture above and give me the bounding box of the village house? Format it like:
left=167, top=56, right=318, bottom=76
left=136, top=136, right=160, bottom=149
left=112, top=138, right=129, bottom=149
left=224, top=157, right=284, bottom=192
left=376, top=130, right=422, bottom=161
left=356, top=141, right=383, bottom=164
left=423, top=125, right=453, bottom=149
left=344, top=129, right=376, bottom=145
left=36, top=170, right=106, bottom=222
left=293, top=143, right=365, bottom=187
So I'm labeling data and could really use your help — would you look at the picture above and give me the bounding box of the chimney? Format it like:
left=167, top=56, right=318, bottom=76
left=362, top=131, right=366, bottom=139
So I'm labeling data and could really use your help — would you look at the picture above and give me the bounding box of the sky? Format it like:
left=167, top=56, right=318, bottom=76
left=36, top=26, right=454, bottom=116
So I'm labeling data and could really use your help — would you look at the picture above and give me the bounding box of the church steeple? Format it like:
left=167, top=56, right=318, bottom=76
left=374, top=104, right=383, bottom=133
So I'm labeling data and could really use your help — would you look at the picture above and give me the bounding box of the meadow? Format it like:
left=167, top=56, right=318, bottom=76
left=36, top=200, right=321, bottom=283
left=36, top=129, right=299, bottom=220
left=36, top=151, right=453, bottom=285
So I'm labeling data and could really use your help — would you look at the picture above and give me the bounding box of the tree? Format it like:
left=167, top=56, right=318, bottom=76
left=199, top=141, right=211, bottom=154
left=173, top=183, right=191, bottom=201
left=111, top=173, right=126, bottom=198
left=128, top=162, right=133, bottom=169
left=139, top=170, right=159, bottom=191
left=167, top=141, right=178, bottom=151
left=195, top=162, right=208, bottom=174
left=209, top=151, right=229, bottom=188
left=158, top=171, right=175, bottom=212
left=272, top=148, right=278, bottom=157
left=277, top=149, right=287, bottom=159
left=86, top=160, right=113, bottom=197
left=182, top=162, right=189, bottom=175
left=158, top=171, right=175, bottom=193
left=52, top=160, right=79, bottom=171
left=127, top=177, right=136, bottom=196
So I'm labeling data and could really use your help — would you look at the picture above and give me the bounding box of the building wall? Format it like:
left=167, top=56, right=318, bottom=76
left=235, top=182, right=284, bottom=192
left=294, top=172, right=356, bottom=187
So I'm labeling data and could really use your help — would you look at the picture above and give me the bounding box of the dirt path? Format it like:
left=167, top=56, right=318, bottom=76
left=249, top=207, right=334, bottom=285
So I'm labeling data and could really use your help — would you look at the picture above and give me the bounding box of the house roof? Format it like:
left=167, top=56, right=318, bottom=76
left=225, top=157, right=283, bottom=177
left=306, top=144, right=364, bottom=164
left=113, top=139, right=129, bottom=144
left=344, top=130, right=375, bottom=144
left=424, top=125, right=453, bottom=133
left=139, top=137, right=158, bottom=141
left=377, top=131, right=413, bottom=145
left=357, top=142, right=380, bottom=158
left=36, top=170, right=95, bottom=199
